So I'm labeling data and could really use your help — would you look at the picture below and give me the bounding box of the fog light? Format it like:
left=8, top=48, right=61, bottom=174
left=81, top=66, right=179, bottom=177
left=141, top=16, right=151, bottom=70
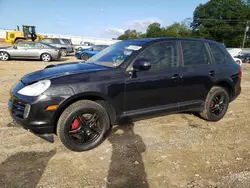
left=24, top=104, right=31, bottom=119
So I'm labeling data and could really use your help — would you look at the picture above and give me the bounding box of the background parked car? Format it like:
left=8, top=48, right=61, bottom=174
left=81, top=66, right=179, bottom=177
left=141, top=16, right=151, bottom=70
left=74, top=41, right=94, bottom=51
left=75, top=44, right=109, bottom=60
left=0, top=42, right=61, bottom=62
left=39, top=38, right=74, bottom=57
left=234, top=53, right=250, bottom=63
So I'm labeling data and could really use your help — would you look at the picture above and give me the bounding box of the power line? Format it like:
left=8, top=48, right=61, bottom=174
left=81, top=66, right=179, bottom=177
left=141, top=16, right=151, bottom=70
left=196, top=18, right=249, bottom=23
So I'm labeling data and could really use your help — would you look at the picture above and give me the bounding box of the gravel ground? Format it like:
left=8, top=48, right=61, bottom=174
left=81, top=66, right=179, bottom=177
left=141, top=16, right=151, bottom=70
left=0, top=46, right=250, bottom=188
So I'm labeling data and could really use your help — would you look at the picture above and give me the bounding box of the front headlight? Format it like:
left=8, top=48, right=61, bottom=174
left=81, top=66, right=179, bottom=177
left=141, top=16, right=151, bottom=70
left=18, top=80, right=51, bottom=96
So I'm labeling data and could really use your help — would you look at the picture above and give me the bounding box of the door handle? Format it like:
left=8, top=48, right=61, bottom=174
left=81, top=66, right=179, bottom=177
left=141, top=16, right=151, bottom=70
left=209, top=70, right=215, bottom=76
left=172, top=74, right=182, bottom=80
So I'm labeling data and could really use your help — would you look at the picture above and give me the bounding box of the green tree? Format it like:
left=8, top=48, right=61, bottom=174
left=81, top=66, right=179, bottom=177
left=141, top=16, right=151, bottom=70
left=146, top=22, right=163, bottom=37
left=117, top=29, right=140, bottom=40
left=192, top=0, right=250, bottom=47
left=163, top=22, right=192, bottom=37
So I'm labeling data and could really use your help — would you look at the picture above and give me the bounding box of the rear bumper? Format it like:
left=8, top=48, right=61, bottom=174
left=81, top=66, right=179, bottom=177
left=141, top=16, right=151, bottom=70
left=66, top=48, right=74, bottom=53
left=231, top=79, right=241, bottom=102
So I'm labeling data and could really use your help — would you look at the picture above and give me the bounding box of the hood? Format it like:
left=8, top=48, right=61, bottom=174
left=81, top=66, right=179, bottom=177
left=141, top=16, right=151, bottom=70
left=21, top=62, right=110, bottom=84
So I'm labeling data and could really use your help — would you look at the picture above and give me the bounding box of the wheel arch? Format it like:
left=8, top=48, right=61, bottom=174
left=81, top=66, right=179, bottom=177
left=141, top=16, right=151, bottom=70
left=40, top=52, right=52, bottom=60
left=214, top=80, right=234, bottom=100
left=52, top=92, right=117, bottom=133
left=0, top=51, right=10, bottom=59
left=14, top=37, right=26, bottom=42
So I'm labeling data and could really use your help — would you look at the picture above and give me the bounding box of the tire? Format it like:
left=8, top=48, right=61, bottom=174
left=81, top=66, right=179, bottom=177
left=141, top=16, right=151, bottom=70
left=0, top=51, right=10, bottom=61
left=57, top=100, right=110, bottom=152
left=81, top=53, right=89, bottom=61
left=60, top=49, right=67, bottom=57
left=41, top=53, right=52, bottom=62
left=15, top=39, right=24, bottom=44
left=199, top=86, right=230, bottom=122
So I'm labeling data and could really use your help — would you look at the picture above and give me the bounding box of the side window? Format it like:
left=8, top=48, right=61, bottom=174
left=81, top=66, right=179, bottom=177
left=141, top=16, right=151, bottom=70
left=35, top=43, right=44, bottom=48
left=41, top=39, right=52, bottom=43
left=16, top=43, right=29, bottom=48
left=136, top=41, right=179, bottom=71
left=209, top=43, right=228, bottom=64
left=62, top=39, right=71, bottom=44
left=27, top=43, right=36, bottom=48
left=52, top=39, right=61, bottom=44
left=181, top=41, right=211, bottom=66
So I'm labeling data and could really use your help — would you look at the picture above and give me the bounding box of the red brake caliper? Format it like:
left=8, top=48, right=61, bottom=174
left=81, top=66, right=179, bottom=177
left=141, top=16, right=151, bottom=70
left=72, top=118, right=79, bottom=130
left=210, top=100, right=215, bottom=108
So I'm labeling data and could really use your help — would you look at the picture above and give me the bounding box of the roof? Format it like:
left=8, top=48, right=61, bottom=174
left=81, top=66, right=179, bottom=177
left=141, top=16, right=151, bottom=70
left=124, top=37, right=218, bottom=44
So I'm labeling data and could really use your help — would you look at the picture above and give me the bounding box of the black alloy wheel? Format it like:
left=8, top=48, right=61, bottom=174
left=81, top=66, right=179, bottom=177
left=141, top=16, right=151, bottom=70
left=57, top=100, right=110, bottom=152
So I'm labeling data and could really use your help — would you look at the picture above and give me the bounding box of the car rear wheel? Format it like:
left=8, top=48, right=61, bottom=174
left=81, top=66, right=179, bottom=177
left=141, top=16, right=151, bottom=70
left=199, top=86, right=229, bottom=122
left=0, top=52, right=10, bottom=61
left=81, top=53, right=89, bottom=61
left=60, top=49, right=67, bottom=57
left=41, top=53, right=52, bottom=62
left=57, top=100, right=110, bottom=152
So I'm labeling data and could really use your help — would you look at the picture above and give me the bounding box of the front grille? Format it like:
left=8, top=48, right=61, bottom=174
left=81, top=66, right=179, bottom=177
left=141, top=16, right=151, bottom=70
left=12, top=100, right=26, bottom=119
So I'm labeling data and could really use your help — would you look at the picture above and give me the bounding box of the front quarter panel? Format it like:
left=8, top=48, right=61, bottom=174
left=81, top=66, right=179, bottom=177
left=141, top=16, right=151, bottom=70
left=45, top=68, right=127, bottom=120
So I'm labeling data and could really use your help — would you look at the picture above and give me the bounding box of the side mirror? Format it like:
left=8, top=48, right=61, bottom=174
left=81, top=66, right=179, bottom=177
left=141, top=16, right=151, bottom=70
left=13, top=45, right=17, bottom=49
left=133, top=58, right=151, bottom=71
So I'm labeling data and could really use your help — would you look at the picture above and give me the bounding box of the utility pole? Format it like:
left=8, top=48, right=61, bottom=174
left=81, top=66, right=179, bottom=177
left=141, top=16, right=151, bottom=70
left=242, top=21, right=249, bottom=49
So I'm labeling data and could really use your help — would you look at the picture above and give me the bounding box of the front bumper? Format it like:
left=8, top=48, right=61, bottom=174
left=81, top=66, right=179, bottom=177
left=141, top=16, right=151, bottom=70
left=8, top=81, right=64, bottom=135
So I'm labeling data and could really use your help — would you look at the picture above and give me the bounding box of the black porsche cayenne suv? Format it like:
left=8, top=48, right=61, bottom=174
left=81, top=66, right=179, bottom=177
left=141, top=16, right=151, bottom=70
left=9, top=38, right=242, bottom=152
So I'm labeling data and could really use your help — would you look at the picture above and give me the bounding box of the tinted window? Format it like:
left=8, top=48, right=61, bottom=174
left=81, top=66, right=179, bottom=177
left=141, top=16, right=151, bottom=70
left=209, top=43, right=227, bottom=64
left=136, top=41, right=179, bottom=70
left=62, top=39, right=71, bottom=44
left=182, top=41, right=211, bottom=66
left=52, top=38, right=61, bottom=44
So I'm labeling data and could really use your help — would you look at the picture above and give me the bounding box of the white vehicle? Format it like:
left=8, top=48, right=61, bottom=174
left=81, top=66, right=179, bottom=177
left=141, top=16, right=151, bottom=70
left=227, top=48, right=242, bottom=66
left=74, top=42, right=94, bottom=51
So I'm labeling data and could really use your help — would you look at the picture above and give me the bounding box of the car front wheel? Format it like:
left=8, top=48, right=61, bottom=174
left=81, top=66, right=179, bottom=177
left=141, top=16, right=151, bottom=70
left=200, top=86, right=230, bottom=122
left=81, top=53, right=89, bottom=61
left=0, top=52, right=10, bottom=61
left=57, top=100, right=110, bottom=152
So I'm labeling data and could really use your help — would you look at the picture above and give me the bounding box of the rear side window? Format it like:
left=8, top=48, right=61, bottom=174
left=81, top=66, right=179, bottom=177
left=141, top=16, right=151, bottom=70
left=62, top=39, right=71, bottom=44
left=209, top=43, right=228, bottom=64
left=52, top=38, right=61, bottom=44
left=181, top=41, right=211, bottom=66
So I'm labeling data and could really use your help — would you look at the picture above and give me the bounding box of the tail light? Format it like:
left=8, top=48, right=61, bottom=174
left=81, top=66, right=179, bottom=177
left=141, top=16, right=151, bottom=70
left=238, top=68, right=242, bottom=78
left=70, top=43, right=73, bottom=46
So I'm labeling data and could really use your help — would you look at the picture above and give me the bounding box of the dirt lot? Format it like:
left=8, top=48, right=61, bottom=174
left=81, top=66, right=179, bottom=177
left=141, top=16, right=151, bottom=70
left=0, top=47, right=250, bottom=188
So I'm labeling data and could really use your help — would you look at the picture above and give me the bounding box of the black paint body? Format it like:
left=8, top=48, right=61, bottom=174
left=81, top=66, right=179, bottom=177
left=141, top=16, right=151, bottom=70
left=8, top=38, right=241, bottom=136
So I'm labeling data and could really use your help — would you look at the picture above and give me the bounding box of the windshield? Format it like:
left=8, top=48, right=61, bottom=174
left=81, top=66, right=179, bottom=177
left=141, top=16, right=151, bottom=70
left=85, top=41, right=147, bottom=68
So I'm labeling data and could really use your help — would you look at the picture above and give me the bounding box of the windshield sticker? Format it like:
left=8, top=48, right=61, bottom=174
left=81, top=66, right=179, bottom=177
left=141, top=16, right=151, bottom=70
left=125, top=45, right=142, bottom=51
